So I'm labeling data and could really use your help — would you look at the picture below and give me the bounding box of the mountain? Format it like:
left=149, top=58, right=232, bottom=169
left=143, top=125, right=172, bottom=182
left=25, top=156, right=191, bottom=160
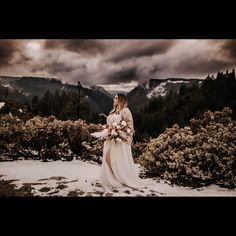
left=81, top=86, right=113, bottom=114
left=127, top=78, right=203, bottom=112
left=106, top=90, right=128, bottom=96
left=0, top=75, right=204, bottom=115
left=89, top=85, right=113, bottom=99
left=0, top=76, right=66, bottom=100
left=0, top=76, right=113, bottom=115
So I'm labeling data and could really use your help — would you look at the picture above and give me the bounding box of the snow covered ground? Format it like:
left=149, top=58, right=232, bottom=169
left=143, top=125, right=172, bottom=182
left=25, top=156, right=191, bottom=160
left=0, top=159, right=236, bottom=197
left=0, top=102, right=5, bottom=109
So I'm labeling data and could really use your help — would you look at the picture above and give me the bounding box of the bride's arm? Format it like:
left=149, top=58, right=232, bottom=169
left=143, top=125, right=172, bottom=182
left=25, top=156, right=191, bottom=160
left=121, top=108, right=135, bottom=134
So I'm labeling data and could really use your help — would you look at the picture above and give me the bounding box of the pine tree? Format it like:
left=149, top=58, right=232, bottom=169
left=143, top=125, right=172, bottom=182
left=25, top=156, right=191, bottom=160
left=4, top=88, right=9, bottom=98
left=232, top=68, right=235, bottom=78
left=31, top=95, right=39, bottom=115
left=77, top=81, right=82, bottom=118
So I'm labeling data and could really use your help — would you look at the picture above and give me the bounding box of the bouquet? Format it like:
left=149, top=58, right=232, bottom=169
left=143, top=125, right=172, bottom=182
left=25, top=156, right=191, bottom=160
left=90, top=119, right=134, bottom=144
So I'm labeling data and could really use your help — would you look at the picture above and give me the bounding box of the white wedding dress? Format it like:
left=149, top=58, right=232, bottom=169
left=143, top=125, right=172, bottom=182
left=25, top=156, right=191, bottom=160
left=91, top=107, right=146, bottom=189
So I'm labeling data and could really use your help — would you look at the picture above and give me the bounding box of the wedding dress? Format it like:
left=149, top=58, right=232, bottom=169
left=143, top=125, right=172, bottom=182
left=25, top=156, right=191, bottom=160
left=91, top=107, right=145, bottom=189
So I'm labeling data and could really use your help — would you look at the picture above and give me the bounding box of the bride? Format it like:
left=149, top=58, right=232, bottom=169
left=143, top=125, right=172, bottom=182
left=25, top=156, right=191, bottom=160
left=91, top=94, right=145, bottom=190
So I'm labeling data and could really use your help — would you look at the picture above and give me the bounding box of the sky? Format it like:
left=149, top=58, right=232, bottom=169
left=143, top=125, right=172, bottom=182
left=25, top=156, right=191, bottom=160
left=0, top=39, right=236, bottom=92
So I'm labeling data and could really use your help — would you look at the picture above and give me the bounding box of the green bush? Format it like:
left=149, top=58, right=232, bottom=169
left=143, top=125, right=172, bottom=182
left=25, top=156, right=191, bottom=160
left=138, top=107, right=236, bottom=189
left=0, top=114, right=103, bottom=162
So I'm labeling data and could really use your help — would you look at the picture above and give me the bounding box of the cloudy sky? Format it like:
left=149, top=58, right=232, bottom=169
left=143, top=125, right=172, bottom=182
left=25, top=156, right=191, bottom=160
left=0, top=39, right=236, bottom=92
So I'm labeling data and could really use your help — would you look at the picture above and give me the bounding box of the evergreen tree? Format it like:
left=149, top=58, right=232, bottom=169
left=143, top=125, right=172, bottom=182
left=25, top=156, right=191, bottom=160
left=31, top=95, right=39, bottom=115
left=133, top=69, right=236, bottom=141
left=77, top=81, right=82, bottom=118
left=4, top=88, right=9, bottom=98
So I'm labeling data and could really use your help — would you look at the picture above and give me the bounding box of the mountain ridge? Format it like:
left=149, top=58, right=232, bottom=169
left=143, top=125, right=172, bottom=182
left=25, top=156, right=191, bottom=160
left=0, top=75, right=204, bottom=114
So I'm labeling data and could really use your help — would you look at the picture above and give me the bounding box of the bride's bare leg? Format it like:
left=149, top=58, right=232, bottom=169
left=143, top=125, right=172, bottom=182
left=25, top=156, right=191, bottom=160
left=105, top=149, right=112, bottom=171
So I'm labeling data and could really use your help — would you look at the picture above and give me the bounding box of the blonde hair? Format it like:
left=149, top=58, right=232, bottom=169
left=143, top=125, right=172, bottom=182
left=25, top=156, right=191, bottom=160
left=109, top=93, right=128, bottom=115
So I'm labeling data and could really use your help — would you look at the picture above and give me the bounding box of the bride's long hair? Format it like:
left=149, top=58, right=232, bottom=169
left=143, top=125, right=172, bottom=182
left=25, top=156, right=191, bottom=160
left=109, top=94, right=128, bottom=115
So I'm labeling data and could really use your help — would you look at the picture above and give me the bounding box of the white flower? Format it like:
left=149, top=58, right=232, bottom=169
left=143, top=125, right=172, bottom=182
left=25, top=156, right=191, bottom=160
left=121, top=120, right=127, bottom=126
left=111, top=130, right=118, bottom=136
left=127, top=128, right=131, bottom=134
left=116, top=137, right=122, bottom=142
left=112, top=122, right=117, bottom=126
left=116, top=125, right=121, bottom=129
left=103, top=129, right=109, bottom=137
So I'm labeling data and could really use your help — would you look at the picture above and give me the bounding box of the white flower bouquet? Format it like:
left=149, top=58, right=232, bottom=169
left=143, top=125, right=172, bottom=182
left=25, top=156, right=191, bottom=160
left=90, top=119, right=134, bottom=144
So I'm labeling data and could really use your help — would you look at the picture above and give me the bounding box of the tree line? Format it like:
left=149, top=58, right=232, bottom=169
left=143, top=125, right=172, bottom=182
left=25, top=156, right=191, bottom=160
left=133, top=69, right=236, bottom=141
left=0, top=82, right=99, bottom=123
left=1, top=70, right=236, bottom=142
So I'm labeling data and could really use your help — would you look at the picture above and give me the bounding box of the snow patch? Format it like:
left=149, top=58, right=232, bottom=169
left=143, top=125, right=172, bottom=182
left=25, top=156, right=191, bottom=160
left=0, top=102, right=5, bottom=109
left=2, top=84, right=13, bottom=89
left=90, top=85, right=104, bottom=91
left=144, top=81, right=150, bottom=89
left=167, top=80, right=190, bottom=84
left=146, top=82, right=167, bottom=99
left=82, top=85, right=91, bottom=89
left=0, top=160, right=235, bottom=196
left=22, top=92, right=29, bottom=96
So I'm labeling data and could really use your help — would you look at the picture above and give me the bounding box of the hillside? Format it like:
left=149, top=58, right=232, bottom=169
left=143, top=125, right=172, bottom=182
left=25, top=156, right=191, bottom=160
left=127, top=78, right=203, bottom=112
left=0, top=76, right=113, bottom=115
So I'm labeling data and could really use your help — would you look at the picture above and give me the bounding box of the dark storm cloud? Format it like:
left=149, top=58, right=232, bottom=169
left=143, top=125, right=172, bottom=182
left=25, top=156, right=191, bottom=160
left=176, top=57, right=234, bottom=75
left=108, top=40, right=176, bottom=62
left=219, top=40, right=236, bottom=59
left=44, top=40, right=107, bottom=54
left=150, top=65, right=161, bottom=74
left=0, top=41, right=18, bottom=67
left=2, top=39, right=236, bottom=91
left=31, top=61, right=76, bottom=74
left=105, top=67, right=137, bottom=84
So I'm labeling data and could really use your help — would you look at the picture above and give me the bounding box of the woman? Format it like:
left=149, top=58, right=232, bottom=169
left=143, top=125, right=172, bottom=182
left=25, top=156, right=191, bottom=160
left=91, top=94, right=145, bottom=189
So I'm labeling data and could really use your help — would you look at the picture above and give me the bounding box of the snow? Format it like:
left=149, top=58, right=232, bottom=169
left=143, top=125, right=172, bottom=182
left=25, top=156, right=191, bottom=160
left=2, top=84, right=13, bottom=89
left=144, top=81, right=150, bottom=89
left=98, top=81, right=138, bottom=93
left=82, top=85, right=90, bottom=89
left=146, top=83, right=167, bottom=99
left=22, top=92, right=29, bottom=96
left=90, top=85, right=104, bottom=91
left=19, top=108, right=23, bottom=113
left=0, top=102, right=5, bottom=109
left=0, top=159, right=235, bottom=197
left=0, top=160, right=101, bottom=197
left=167, top=80, right=190, bottom=84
